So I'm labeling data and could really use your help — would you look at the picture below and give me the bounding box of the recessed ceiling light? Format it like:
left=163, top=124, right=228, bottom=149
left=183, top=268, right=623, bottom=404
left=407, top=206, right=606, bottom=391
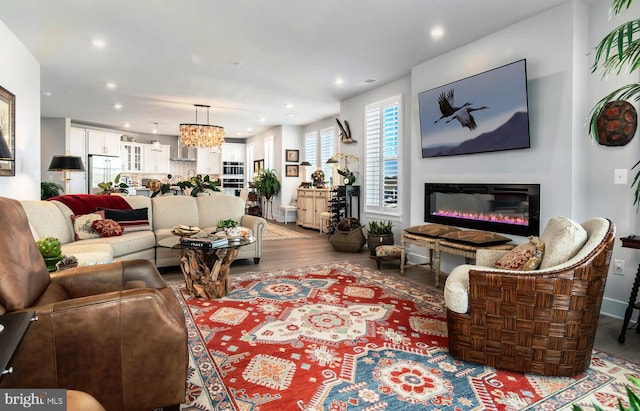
left=247, top=127, right=253, bottom=132
left=286, top=112, right=297, bottom=117
left=259, top=117, right=266, bottom=122
left=42, top=91, right=52, bottom=97
left=124, top=123, right=131, bottom=128
left=92, top=38, right=106, bottom=48
left=113, top=103, right=123, bottom=110
left=430, top=26, right=444, bottom=39
left=335, top=78, right=344, bottom=86
left=106, top=82, right=116, bottom=89
left=152, top=123, right=158, bottom=134
left=236, top=132, right=242, bottom=136
left=285, top=103, right=294, bottom=109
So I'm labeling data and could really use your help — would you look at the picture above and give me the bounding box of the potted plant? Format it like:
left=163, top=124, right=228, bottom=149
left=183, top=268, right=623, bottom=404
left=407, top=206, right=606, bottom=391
left=56, top=255, right=78, bottom=271
left=36, top=236, right=63, bottom=272
left=96, top=173, right=129, bottom=195
left=366, top=220, right=394, bottom=255
left=175, top=174, right=221, bottom=197
left=41, top=181, right=63, bottom=200
left=253, top=169, right=281, bottom=201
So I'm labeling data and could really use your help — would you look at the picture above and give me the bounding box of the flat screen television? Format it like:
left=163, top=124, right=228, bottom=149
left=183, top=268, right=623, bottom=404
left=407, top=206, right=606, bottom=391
left=418, top=59, right=531, bottom=158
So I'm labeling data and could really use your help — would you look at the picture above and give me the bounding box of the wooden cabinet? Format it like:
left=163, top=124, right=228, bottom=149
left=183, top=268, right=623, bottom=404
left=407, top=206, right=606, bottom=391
left=196, top=148, right=222, bottom=175
left=120, top=142, right=144, bottom=172
left=296, top=188, right=329, bottom=230
left=143, top=143, right=170, bottom=173
left=87, top=130, right=121, bottom=156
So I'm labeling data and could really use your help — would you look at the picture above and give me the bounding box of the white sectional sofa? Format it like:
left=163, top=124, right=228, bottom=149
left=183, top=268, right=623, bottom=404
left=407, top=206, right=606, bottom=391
left=21, top=194, right=266, bottom=268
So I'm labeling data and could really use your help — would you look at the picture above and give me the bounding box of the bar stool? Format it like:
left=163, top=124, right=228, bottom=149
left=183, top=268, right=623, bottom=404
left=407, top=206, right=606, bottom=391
left=319, top=211, right=332, bottom=233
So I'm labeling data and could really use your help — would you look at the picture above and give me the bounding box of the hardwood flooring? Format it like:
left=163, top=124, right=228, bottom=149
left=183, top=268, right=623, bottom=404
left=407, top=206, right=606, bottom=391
left=162, top=221, right=640, bottom=364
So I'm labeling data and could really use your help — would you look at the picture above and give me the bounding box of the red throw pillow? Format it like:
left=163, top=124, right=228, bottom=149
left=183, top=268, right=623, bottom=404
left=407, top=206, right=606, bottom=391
left=92, top=219, right=124, bottom=237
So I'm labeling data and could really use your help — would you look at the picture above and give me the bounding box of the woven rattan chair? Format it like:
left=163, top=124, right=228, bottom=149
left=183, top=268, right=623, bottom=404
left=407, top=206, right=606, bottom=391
left=444, top=217, right=615, bottom=376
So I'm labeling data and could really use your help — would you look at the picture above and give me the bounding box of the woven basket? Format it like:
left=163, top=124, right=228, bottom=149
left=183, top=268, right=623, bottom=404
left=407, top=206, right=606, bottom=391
left=328, top=226, right=366, bottom=252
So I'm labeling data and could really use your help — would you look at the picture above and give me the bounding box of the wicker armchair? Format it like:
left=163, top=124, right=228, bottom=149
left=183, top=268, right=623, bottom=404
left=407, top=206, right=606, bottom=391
left=444, top=217, right=615, bottom=376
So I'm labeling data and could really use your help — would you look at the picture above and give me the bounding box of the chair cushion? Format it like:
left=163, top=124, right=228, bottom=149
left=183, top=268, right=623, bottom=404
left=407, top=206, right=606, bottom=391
left=439, top=230, right=511, bottom=246
left=404, top=224, right=460, bottom=238
left=0, top=197, right=50, bottom=314
left=539, top=217, right=587, bottom=269
left=494, top=236, right=544, bottom=270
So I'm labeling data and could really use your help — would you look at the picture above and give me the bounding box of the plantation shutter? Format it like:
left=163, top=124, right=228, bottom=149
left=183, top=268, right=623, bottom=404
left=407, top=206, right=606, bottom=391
left=320, top=127, right=335, bottom=184
left=305, top=131, right=317, bottom=181
left=365, top=95, right=401, bottom=214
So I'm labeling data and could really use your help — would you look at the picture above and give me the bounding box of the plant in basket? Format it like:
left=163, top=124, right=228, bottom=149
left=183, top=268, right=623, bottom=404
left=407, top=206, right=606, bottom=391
left=328, top=218, right=366, bottom=253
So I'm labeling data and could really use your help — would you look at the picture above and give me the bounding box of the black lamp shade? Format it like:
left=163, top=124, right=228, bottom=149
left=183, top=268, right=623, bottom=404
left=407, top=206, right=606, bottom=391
left=325, top=158, right=339, bottom=164
left=300, top=161, right=312, bottom=166
left=48, top=155, right=85, bottom=171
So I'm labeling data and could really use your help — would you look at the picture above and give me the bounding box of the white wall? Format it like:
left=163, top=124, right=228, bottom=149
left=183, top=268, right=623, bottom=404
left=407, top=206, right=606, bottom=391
left=0, top=19, right=40, bottom=200
left=587, top=0, right=640, bottom=316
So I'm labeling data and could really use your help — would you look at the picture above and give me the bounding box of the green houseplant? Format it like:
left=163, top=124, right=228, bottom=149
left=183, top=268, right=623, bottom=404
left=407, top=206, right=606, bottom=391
left=587, top=0, right=640, bottom=208
left=176, top=174, right=221, bottom=197
left=41, top=181, right=63, bottom=200
left=96, top=173, right=129, bottom=195
left=36, top=236, right=63, bottom=272
left=366, top=220, right=394, bottom=255
left=253, top=169, right=281, bottom=201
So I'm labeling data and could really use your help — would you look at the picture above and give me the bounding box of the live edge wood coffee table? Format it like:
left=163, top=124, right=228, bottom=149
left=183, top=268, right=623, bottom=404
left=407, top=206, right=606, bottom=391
left=158, top=236, right=255, bottom=299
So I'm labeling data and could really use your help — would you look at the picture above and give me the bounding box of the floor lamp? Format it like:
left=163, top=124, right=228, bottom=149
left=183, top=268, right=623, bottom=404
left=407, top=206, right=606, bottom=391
left=48, top=155, right=85, bottom=194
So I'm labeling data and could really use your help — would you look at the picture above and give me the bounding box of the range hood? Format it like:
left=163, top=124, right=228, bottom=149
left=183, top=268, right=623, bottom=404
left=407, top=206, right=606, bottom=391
left=170, top=145, right=196, bottom=162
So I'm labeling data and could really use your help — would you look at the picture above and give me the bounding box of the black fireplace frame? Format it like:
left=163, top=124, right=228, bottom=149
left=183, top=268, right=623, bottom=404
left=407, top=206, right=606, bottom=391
left=424, top=183, right=540, bottom=237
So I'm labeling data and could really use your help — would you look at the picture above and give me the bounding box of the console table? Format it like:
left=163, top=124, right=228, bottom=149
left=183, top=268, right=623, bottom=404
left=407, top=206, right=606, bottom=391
left=400, top=231, right=514, bottom=287
left=0, top=311, right=35, bottom=378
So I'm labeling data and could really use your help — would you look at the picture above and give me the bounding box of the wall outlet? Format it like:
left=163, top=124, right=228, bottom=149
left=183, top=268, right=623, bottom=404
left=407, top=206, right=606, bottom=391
left=614, top=169, right=628, bottom=185
left=614, top=259, right=625, bottom=275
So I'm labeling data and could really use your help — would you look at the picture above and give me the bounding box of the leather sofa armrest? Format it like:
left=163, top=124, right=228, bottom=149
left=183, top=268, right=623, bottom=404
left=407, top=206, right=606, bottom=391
left=2, top=288, right=187, bottom=410
left=50, top=259, right=167, bottom=298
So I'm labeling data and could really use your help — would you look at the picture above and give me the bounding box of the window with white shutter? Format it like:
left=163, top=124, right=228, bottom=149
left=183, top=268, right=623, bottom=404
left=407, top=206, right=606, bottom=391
left=320, top=127, right=335, bottom=184
left=304, top=131, right=317, bottom=181
left=365, top=95, right=401, bottom=215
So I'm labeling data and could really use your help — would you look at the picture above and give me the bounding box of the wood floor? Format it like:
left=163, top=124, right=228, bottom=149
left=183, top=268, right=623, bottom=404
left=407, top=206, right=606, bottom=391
left=162, top=221, right=640, bottom=364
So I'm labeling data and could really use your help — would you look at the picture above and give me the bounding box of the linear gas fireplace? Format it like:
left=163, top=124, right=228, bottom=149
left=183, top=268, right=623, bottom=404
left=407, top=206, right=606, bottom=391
left=424, top=183, right=540, bottom=237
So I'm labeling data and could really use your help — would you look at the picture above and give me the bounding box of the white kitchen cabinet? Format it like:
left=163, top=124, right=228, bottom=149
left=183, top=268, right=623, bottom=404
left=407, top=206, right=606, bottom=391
left=143, top=143, right=170, bottom=174
left=120, top=142, right=144, bottom=172
left=196, top=148, right=222, bottom=175
left=221, top=143, right=245, bottom=162
left=87, top=130, right=121, bottom=156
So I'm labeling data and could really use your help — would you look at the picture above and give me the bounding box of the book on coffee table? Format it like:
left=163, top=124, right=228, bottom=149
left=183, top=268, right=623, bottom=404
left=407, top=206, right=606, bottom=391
left=180, top=237, right=228, bottom=249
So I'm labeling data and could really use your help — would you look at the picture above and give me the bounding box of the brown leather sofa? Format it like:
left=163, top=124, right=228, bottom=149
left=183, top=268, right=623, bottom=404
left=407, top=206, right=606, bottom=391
left=0, top=196, right=188, bottom=411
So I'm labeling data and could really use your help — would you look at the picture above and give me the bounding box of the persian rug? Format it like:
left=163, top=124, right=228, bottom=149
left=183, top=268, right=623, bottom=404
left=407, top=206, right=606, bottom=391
left=169, top=262, right=640, bottom=411
left=263, top=223, right=310, bottom=241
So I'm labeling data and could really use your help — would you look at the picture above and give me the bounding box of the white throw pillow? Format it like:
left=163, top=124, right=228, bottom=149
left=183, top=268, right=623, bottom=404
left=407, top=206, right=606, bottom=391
left=539, top=217, right=587, bottom=269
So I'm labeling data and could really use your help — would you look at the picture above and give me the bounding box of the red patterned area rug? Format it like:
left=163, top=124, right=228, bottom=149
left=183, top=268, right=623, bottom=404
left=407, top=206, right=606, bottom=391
left=168, top=262, right=640, bottom=411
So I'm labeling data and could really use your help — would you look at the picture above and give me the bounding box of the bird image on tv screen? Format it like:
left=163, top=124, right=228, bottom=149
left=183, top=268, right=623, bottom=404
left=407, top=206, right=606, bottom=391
left=419, top=59, right=531, bottom=158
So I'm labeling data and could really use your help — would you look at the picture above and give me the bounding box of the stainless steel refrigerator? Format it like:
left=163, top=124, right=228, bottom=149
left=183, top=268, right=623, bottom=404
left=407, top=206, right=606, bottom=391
left=88, top=154, right=122, bottom=193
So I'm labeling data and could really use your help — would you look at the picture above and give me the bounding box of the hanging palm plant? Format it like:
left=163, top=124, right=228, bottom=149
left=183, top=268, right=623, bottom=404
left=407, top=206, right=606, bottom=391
left=588, top=0, right=640, bottom=208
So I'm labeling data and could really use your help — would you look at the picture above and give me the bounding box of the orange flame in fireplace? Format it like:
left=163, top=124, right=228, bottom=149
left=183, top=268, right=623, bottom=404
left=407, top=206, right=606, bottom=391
left=432, top=210, right=528, bottom=226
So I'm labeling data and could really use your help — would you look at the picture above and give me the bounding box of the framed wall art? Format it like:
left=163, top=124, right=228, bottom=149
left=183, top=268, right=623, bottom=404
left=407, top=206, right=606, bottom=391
left=286, top=165, right=299, bottom=177
left=0, top=85, right=15, bottom=176
left=285, top=149, right=299, bottom=162
left=254, top=159, right=265, bottom=174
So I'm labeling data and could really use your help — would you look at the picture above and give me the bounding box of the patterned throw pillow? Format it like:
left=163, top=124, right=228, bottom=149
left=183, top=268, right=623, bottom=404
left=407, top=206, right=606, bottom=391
left=439, top=230, right=511, bottom=246
left=494, top=236, right=545, bottom=270
left=71, top=211, right=105, bottom=240
left=98, top=207, right=150, bottom=233
left=404, top=224, right=461, bottom=238
left=92, top=219, right=124, bottom=237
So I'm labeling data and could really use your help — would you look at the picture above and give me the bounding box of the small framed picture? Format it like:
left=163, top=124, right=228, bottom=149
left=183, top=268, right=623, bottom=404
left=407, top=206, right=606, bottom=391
left=285, top=149, right=299, bottom=162
left=0, top=85, right=15, bottom=176
left=253, top=159, right=264, bottom=174
left=285, top=165, right=299, bottom=177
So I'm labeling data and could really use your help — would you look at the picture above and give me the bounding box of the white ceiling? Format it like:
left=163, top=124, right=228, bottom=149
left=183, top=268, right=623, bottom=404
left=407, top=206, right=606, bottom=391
left=0, top=0, right=569, bottom=138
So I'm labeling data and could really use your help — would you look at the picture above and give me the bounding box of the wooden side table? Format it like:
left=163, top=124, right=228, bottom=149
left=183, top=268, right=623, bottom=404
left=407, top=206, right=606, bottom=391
left=618, top=236, right=640, bottom=343
left=0, top=311, right=35, bottom=378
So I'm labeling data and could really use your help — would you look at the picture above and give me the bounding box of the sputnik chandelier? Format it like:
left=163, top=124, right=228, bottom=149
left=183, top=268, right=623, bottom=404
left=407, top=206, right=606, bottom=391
left=179, top=104, right=225, bottom=150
